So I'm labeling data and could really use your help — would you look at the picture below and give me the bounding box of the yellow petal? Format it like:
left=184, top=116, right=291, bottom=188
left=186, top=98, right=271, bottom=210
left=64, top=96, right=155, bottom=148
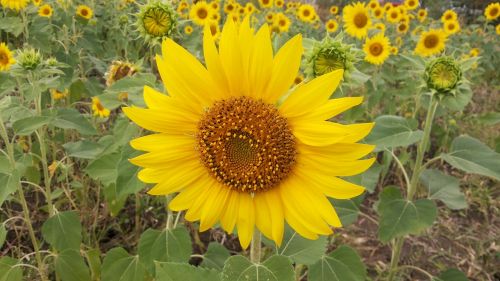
left=220, top=190, right=239, bottom=233
left=299, top=142, right=375, bottom=160
left=263, top=188, right=285, bottom=246
left=291, top=121, right=349, bottom=146
left=298, top=155, right=376, bottom=176
left=254, top=192, right=273, bottom=241
left=236, top=16, right=254, bottom=96
left=185, top=183, right=217, bottom=221
left=237, top=193, right=255, bottom=249
left=200, top=184, right=231, bottom=231
left=122, top=106, right=197, bottom=134
left=249, top=24, right=273, bottom=100
left=130, top=150, right=197, bottom=168
left=301, top=97, right=364, bottom=120
left=203, top=25, right=230, bottom=96
left=265, top=34, right=303, bottom=103
left=280, top=69, right=343, bottom=118
left=130, top=133, right=195, bottom=152
left=169, top=176, right=213, bottom=211
left=218, top=19, right=243, bottom=95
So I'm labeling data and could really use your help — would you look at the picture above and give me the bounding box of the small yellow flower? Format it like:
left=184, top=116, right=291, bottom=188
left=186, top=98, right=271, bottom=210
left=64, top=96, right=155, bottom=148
left=404, top=0, right=419, bottom=10
left=76, top=5, right=93, bottom=20
left=484, top=2, right=500, bottom=20
left=386, top=7, right=401, bottom=23
left=469, top=48, right=480, bottom=57
left=105, top=61, right=138, bottom=86
left=496, top=24, right=500, bottom=35
left=383, top=2, right=393, bottom=11
left=258, top=0, right=272, bottom=9
left=417, top=9, right=427, bottom=22
left=293, top=73, right=304, bottom=85
left=118, top=92, right=129, bottom=101
left=273, top=13, right=291, bottom=33
left=206, top=20, right=221, bottom=39
left=325, top=19, right=338, bottom=33
left=0, top=42, right=16, bottom=72
left=48, top=162, right=58, bottom=177
left=209, top=1, right=219, bottom=10
left=92, top=97, right=110, bottom=118
left=245, top=3, right=256, bottom=14
left=38, top=4, right=53, bottom=18
left=415, top=29, right=447, bottom=57
left=190, top=1, right=212, bottom=26
left=373, top=23, right=385, bottom=32
left=265, top=11, right=275, bottom=23
left=275, top=0, right=284, bottom=8
left=0, top=0, right=28, bottom=11
left=441, top=9, right=457, bottom=23
left=372, top=6, right=384, bottom=19
left=367, top=0, right=379, bottom=10
left=184, top=25, right=193, bottom=35
left=363, top=33, right=391, bottom=65
left=33, top=0, right=42, bottom=6
left=443, top=20, right=460, bottom=35
left=50, top=89, right=68, bottom=100
left=390, top=46, right=398, bottom=55
left=223, top=1, right=236, bottom=14
left=329, top=5, right=338, bottom=15
left=397, top=22, right=409, bottom=34
left=343, top=2, right=371, bottom=39
left=297, top=4, right=316, bottom=23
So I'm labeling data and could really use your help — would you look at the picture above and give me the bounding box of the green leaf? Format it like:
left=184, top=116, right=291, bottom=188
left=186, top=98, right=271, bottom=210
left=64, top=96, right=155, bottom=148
left=432, top=268, right=469, bottom=281
left=0, top=223, right=6, bottom=248
left=330, top=196, right=364, bottom=226
left=86, top=248, right=102, bottom=280
left=478, top=112, right=500, bottom=125
left=138, top=227, right=192, bottom=273
left=102, top=183, right=127, bottom=216
left=221, top=255, right=294, bottom=281
left=155, top=262, right=220, bottom=281
left=377, top=187, right=437, bottom=242
left=12, top=116, right=52, bottom=135
left=277, top=227, right=327, bottom=265
left=0, top=169, right=20, bottom=207
left=346, top=163, right=382, bottom=193
left=0, top=17, right=23, bottom=37
left=201, top=242, right=231, bottom=271
left=101, top=247, right=147, bottom=281
left=442, top=135, right=500, bottom=180
left=0, top=257, right=23, bottom=281
left=52, top=108, right=97, bottom=135
left=308, top=245, right=366, bottom=281
left=420, top=169, right=467, bottom=210
left=116, top=145, right=144, bottom=197
left=85, top=153, right=120, bottom=186
left=41, top=211, right=82, bottom=251
left=63, top=140, right=105, bottom=159
left=365, top=115, right=423, bottom=151
left=55, top=249, right=91, bottom=281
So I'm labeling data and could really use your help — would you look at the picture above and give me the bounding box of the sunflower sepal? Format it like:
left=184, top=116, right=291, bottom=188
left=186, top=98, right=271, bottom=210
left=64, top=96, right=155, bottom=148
left=135, top=1, right=178, bottom=45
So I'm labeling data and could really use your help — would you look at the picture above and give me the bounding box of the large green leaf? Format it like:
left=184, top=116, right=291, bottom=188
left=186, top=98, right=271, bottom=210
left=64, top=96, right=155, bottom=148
left=442, top=135, right=500, bottom=180
left=365, top=115, right=423, bottom=151
left=155, top=262, right=220, bottom=281
left=138, top=227, right=192, bottom=273
left=52, top=108, right=97, bottom=135
left=101, top=247, right=147, bottom=281
left=201, top=242, right=231, bottom=271
left=308, top=245, right=366, bottom=281
left=346, top=163, right=382, bottom=193
left=0, top=17, right=23, bottom=36
left=41, top=211, right=82, bottom=251
left=377, top=187, right=437, bottom=242
left=420, top=169, right=467, bottom=210
left=221, top=255, right=294, bottom=281
left=0, top=257, right=23, bottom=281
left=116, top=145, right=144, bottom=197
left=85, top=153, right=120, bottom=186
left=330, top=196, right=364, bottom=226
left=12, top=116, right=52, bottom=135
left=63, top=140, right=105, bottom=159
left=432, top=268, right=469, bottom=281
left=55, top=249, right=91, bottom=281
left=0, top=169, right=19, bottom=207
left=0, top=223, right=6, bottom=248
left=277, top=227, right=327, bottom=265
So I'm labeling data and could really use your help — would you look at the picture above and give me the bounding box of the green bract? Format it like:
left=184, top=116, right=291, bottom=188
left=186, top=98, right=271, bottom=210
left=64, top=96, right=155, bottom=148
left=136, top=1, right=177, bottom=44
left=17, top=48, right=42, bottom=70
left=425, top=56, right=462, bottom=94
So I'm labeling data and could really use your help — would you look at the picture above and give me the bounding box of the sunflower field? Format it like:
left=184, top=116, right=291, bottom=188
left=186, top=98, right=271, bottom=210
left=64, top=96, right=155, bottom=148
left=0, top=0, right=499, bottom=280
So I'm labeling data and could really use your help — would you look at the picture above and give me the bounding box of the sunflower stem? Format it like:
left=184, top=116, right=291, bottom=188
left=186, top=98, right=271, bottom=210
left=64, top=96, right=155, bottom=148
left=166, top=194, right=174, bottom=230
left=387, top=95, right=438, bottom=281
left=250, top=231, right=262, bottom=264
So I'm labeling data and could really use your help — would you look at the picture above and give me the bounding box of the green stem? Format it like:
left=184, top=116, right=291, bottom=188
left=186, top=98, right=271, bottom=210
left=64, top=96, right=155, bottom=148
left=387, top=95, right=439, bottom=281
left=165, top=195, right=173, bottom=230
left=0, top=117, right=48, bottom=281
left=250, top=231, right=261, bottom=264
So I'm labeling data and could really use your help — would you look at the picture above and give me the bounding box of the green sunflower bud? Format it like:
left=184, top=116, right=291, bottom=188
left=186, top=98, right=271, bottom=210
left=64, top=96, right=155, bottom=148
left=305, top=35, right=356, bottom=80
left=136, top=1, right=177, bottom=44
left=425, top=56, right=462, bottom=94
left=17, top=48, right=42, bottom=70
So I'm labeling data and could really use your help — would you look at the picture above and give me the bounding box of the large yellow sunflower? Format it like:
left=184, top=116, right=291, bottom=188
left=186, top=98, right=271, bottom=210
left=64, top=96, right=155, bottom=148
left=484, top=2, right=500, bottom=20
left=0, top=42, right=16, bottom=72
left=363, top=33, right=391, bottom=65
left=190, top=1, right=213, bottom=26
left=415, top=29, right=447, bottom=57
left=0, top=0, right=28, bottom=11
left=123, top=18, right=374, bottom=248
left=343, top=2, right=371, bottom=39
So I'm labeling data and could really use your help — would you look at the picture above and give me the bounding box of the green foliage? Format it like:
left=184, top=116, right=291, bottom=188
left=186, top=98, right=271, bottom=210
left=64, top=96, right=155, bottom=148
left=200, top=243, right=231, bottom=271
left=0, top=257, right=23, bottom=281
left=156, top=262, right=220, bottom=281
left=420, top=169, right=467, bottom=210
left=101, top=247, right=147, bottom=281
left=55, top=249, right=91, bottom=281
left=365, top=115, right=423, bottom=151
left=221, top=255, right=295, bottom=281
left=308, top=246, right=366, bottom=281
left=41, top=211, right=82, bottom=251
left=277, top=227, right=327, bottom=265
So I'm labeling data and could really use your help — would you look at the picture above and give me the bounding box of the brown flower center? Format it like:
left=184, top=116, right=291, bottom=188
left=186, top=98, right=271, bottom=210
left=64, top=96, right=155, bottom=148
left=370, top=42, right=383, bottom=56
left=197, top=97, right=296, bottom=192
left=0, top=52, right=8, bottom=64
left=354, top=12, right=368, bottom=27
left=490, top=7, right=498, bottom=16
left=81, top=9, right=88, bottom=16
left=424, top=34, right=439, bottom=48
left=197, top=8, right=208, bottom=19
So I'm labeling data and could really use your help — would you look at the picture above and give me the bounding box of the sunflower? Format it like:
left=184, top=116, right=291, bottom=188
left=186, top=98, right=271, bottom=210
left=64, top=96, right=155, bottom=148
left=33, top=0, right=42, bottom=6
left=441, top=9, right=457, bottom=23
left=258, top=0, right=273, bottom=9
left=275, top=0, right=284, bottom=8
left=329, top=5, right=338, bottom=15
left=294, top=73, right=304, bottom=85
left=297, top=4, right=316, bottom=23
left=245, top=3, right=256, bottom=14
left=484, top=2, right=500, bottom=20
left=190, top=1, right=213, bottom=26
left=50, top=89, right=69, bottom=100
left=417, top=9, right=427, bottom=22
left=105, top=61, right=138, bottom=86
left=443, top=20, right=460, bottom=35
left=386, top=7, right=401, bottom=23
left=343, top=2, right=371, bottom=39
left=390, top=46, right=398, bottom=55
left=265, top=12, right=275, bottom=23
left=363, top=33, right=391, bottom=65
left=92, top=97, right=110, bottom=118
left=184, top=25, right=193, bottom=35
left=206, top=20, right=221, bottom=39
left=383, top=2, right=392, bottom=11
left=138, top=2, right=177, bottom=40
left=0, top=0, right=28, bottom=11
left=496, top=24, right=500, bottom=35
left=123, top=18, right=374, bottom=248
left=373, top=22, right=385, bottom=32
left=273, top=13, right=291, bottom=33
left=469, top=48, right=480, bottom=57
left=425, top=56, right=462, bottom=94
left=415, top=29, right=447, bottom=57
left=367, top=0, right=379, bottom=10
left=325, top=19, right=338, bottom=33
left=404, top=0, right=418, bottom=10
left=372, top=7, right=384, bottom=19
left=397, top=22, right=409, bottom=34
left=0, top=43, right=16, bottom=72
left=76, top=5, right=93, bottom=19
left=223, top=2, right=235, bottom=14
left=38, top=4, right=53, bottom=17
left=209, top=1, right=219, bottom=10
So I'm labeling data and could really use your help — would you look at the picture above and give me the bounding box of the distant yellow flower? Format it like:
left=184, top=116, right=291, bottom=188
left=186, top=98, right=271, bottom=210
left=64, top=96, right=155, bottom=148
left=469, top=48, right=480, bottom=57
left=0, top=42, right=16, bottom=72
left=48, top=162, right=58, bottom=177
left=265, top=11, right=275, bottom=23
left=184, top=25, right=193, bottom=35
left=386, top=7, right=401, bottom=23
left=397, top=22, right=409, bottom=34
left=484, top=2, right=500, bottom=20
left=415, top=29, right=447, bottom=57
left=343, top=2, right=371, bottom=39
left=367, top=0, right=379, bottom=10
left=0, top=0, right=28, bottom=11
left=33, top=0, right=42, bottom=6
left=390, top=46, right=398, bottom=55
left=395, top=36, right=402, bottom=46
left=325, top=19, right=338, bottom=33
left=293, top=73, right=304, bottom=85
left=50, top=89, right=68, bottom=100
left=383, top=2, right=393, bottom=11
left=373, top=22, right=385, bottom=32
left=92, top=97, right=110, bottom=118
left=139, top=2, right=177, bottom=40
left=76, top=5, right=93, bottom=19
left=496, top=24, right=500, bottom=35
left=297, top=4, right=316, bottom=23
left=329, top=5, right=338, bottom=15
left=417, top=9, right=427, bottom=22
left=209, top=1, right=219, bottom=10
left=258, top=0, right=272, bottom=9
left=274, top=13, right=291, bottom=33
left=363, top=33, right=391, bottom=65
left=206, top=20, right=220, bottom=39
left=275, top=0, right=284, bottom=8
left=372, top=6, right=384, bottom=19
left=105, top=61, right=138, bottom=86
left=118, top=92, right=129, bottom=101
left=443, top=20, right=460, bottom=35
left=441, top=10, right=457, bottom=23
left=245, top=3, right=256, bottom=14
left=190, top=1, right=213, bottom=26
left=404, top=0, right=419, bottom=10
left=223, top=1, right=236, bottom=13
left=38, top=4, right=53, bottom=17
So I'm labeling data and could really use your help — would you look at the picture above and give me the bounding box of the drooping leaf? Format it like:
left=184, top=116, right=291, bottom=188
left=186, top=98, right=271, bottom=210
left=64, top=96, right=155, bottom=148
left=221, top=255, right=294, bottom=281
left=201, top=242, right=231, bottom=271
left=308, top=245, right=366, bottom=281
left=365, top=115, right=423, bottom=151
left=277, top=227, right=327, bottom=265
left=442, top=135, right=500, bottom=181
left=55, top=249, right=91, bottom=281
left=63, top=140, right=105, bottom=159
left=12, top=116, right=52, bottom=135
left=41, top=211, right=82, bottom=251
left=0, top=169, right=19, bottom=207
left=420, top=169, right=467, bottom=210
left=101, top=247, right=147, bottom=281
left=0, top=257, right=23, bottom=281
left=155, top=262, right=220, bottom=281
